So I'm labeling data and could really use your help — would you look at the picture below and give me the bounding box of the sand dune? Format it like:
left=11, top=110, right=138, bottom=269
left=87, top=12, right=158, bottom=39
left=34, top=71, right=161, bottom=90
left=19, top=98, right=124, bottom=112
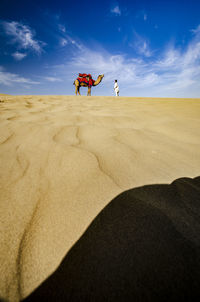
left=23, top=176, right=200, bottom=302
left=0, top=95, right=200, bottom=301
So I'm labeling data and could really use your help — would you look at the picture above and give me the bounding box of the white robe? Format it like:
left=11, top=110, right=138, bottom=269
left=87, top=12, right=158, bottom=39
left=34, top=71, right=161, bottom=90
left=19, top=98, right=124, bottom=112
left=114, top=82, right=119, bottom=95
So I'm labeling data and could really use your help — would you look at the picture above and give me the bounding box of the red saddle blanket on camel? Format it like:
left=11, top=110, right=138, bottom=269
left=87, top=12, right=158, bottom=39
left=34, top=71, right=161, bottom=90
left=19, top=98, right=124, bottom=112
left=77, top=73, right=95, bottom=87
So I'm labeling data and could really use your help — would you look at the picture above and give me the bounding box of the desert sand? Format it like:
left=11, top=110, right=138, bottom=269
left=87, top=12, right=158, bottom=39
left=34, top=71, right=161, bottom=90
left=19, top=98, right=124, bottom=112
left=0, top=95, right=200, bottom=301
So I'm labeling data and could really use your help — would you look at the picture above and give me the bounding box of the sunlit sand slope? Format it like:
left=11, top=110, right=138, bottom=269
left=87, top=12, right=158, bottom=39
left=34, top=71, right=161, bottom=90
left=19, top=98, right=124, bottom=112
left=0, top=95, right=199, bottom=301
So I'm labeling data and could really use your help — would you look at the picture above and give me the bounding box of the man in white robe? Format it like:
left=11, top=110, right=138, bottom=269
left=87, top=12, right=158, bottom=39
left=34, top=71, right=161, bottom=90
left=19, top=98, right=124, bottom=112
left=114, top=80, right=119, bottom=96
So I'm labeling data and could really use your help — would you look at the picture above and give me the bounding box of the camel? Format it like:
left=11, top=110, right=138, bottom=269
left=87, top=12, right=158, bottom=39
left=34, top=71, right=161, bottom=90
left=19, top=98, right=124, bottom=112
left=73, top=74, right=104, bottom=96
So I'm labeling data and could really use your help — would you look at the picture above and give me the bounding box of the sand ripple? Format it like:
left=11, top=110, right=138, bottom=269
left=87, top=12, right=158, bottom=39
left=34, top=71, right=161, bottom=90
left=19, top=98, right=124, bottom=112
left=0, top=95, right=200, bottom=301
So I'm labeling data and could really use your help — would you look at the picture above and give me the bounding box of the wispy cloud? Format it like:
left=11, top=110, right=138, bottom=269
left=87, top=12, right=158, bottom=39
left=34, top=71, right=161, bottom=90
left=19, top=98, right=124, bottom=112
left=12, top=51, right=27, bottom=61
left=65, top=35, right=83, bottom=50
left=135, top=10, right=148, bottom=22
left=0, top=66, right=39, bottom=86
left=58, top=24, right=66, bottom=33
left=1, top=21, right=45, bottom=54
left=44, top=76, right=62, bottom=82
left=191, top=24, right=200, bottom=35
left=52, top=17, right=83, bottom=50
left=52, top=25, right=200, bottom=97
left=130, top=32, right=152, bottom=57
left=4, top=17, right=198, bottom=97
left=41, top=13, right=84, bottom=51
left=137, top=40, right=151, bottom=57
left=111, top=5, right=121, bottom=16
left=60, top=38, right=68, bottom=47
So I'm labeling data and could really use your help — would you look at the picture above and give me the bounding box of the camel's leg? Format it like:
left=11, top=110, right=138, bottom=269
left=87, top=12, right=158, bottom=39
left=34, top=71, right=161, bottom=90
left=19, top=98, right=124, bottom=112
left=87, top=87, right=91, bottom=96
left=77, top=86, right=81, bottom=95
left=75, top=85, right=81, bottom=96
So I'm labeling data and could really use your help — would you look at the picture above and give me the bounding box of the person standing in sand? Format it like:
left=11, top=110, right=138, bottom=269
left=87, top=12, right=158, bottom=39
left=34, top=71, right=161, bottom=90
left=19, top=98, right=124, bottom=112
left=114, top=80, right=119, bottom=96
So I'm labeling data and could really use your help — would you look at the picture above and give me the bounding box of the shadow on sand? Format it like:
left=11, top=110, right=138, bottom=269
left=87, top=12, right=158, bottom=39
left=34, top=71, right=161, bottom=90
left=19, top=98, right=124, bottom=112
left=23, top=176, right=200, bottom=302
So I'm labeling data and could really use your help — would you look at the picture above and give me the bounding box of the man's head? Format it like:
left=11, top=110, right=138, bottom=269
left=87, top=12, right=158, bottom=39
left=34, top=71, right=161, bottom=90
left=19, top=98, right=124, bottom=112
left=115, top=80, right=117, bottom=82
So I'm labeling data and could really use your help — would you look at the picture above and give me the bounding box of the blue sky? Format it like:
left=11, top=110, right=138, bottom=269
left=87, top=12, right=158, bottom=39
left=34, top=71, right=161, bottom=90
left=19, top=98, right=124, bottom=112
left=0, top=0, right=200, bottom=97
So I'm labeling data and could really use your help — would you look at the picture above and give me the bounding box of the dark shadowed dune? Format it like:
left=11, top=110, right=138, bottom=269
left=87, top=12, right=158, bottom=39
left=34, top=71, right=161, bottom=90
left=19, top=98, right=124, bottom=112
left=23, top=176, right=200, bottom=302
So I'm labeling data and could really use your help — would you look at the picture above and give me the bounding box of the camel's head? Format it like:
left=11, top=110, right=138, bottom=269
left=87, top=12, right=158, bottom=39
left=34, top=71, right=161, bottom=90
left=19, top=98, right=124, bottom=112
left=93, top=74, right=104, bottom=86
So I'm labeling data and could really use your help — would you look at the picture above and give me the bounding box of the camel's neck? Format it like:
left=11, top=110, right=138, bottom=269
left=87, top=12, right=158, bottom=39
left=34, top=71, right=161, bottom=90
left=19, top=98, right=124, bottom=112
left=93, top=75, right=103, bottom=86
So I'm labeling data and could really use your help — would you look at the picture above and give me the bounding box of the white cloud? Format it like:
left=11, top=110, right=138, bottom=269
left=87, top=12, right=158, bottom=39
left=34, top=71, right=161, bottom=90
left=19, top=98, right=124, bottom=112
left=54, top=25, right=200, bottom=97
left=57, top=29, right=83, bottom=49
left=65, top=45, right=153, bottom=86
left=1, top=21, right=45, bottom=54
left=130, top=32, right=152, bottom=57
left=12, top=51, right=27, bottom=61
left=191, top=24, right=200, bottom=35
left=67, top=36, right=83, bottom=50
left=58, top=24, right=66, bottom=33
left=155, top=48, right=181, bottom=69
left=138, top=40, right=151, bottom=57
left=111, top=5, right=121, bottom=16
left=44, top=76, right=62, bottom=82
left=0, top=66, right=39, bottom=86
left=3, top=21, right=198, bottom=97
left=60, top=38, right=68, bottom=47
left=135, top=10, right=147, bottom=22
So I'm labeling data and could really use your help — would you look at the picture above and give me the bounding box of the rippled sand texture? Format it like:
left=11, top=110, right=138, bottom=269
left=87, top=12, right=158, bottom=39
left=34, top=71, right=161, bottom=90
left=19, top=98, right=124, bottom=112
left=0, top=95, right=200, bottom=301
